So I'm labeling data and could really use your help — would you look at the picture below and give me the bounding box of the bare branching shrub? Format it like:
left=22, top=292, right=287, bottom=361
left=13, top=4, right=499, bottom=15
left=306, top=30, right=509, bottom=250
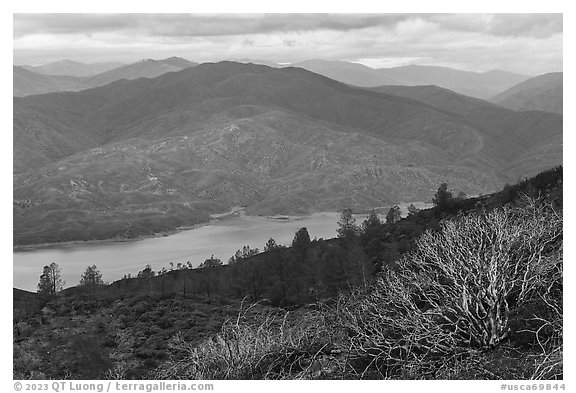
left=104, top=361, right=130, bottom=380
left=151, top=197, right=562, bottom=380
left=153, top=302, right=343, bottom=379
left=337, top=198, right=562, bottom=378
left=527, top=287, right=563, bottom=380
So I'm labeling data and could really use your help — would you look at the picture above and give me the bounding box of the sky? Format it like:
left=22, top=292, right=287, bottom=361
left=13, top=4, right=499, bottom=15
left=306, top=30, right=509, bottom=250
left=13, top=13, right=563, bottom=76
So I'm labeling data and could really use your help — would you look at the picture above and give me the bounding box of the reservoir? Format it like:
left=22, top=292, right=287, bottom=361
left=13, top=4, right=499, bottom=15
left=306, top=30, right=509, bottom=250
left=14, top=202, right=432, bottom=291
left=13, top=212, right=347, bottom=291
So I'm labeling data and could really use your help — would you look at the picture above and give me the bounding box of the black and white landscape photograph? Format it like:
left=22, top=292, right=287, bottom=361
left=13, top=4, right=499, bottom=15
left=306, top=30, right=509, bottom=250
left=12, top=12, right=564, bottom=381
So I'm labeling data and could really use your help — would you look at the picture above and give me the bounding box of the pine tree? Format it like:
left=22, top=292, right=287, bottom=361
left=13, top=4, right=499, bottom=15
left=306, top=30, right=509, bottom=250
left=37, top=262, right=65, bottom=296
left=79, top=264, right=103, bottom=294
left=433, top=183, right=454, bottom=210
left=137, top=264, right=155, bottom=279
left=407, top=203, right=419, bottom=216
left=199, top=255, right=223, bottom=268
left=137, top=264, right=155, bottom=295
left=337, top=208, right=359, bottom=240
left=385, top=205, right=402, bottom=224
left=264, top=238, right=279, bottom=252
left=292, top=227, right=311, bottom=255
left=361, top=210, right=381, bottom=234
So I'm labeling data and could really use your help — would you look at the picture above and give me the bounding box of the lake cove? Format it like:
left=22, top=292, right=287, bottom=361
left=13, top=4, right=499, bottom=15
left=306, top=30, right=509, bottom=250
left=14, top=201, right=433, bottom=291
left=13, top=212, right=347, bottom=291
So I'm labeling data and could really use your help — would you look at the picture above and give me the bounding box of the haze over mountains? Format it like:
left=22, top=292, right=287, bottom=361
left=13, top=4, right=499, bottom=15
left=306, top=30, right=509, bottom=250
left=13, top=61, right=562, bottom=245
left=22, top=59, right=124, bottom=77
left=490, top=72, right=563, bottom=114
left=13, top=66, right=90, bottom=97
left=15, top=57, right=532, bottom=100
left=290, top=60, right=530, bottom=99
left=14, top=57, right=197, bottom=97
left=368, top=84, right=562, bottom=177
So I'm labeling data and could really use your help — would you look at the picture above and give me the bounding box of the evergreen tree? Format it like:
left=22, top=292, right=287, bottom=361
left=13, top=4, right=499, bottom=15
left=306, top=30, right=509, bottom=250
left=137, top=264, right=155, bottom=279
left=199, top=256, right=222, bottom=300
left=137, top=264, right=155, bottom=295
left=292, top=227, right=311, bottom=255
left=37, top=262, right=65, bottom=296
left=433, top=183, right=454, bottom=210
left=319, top=244, right=349, bottom=296
left=407, top=203, right=419, bottom=216
left=359, top=209, right=386, bottom=267
left=79, top=265, right=103, bottom=294
left=361, top=210, right=381, bottom=234
left=199, top=255, right=223, bottom=268
left=264, top=238, right=279, bottom=252
left=241, top=246, right=259, bottom=258
left=385, top=205, right=402, bottom=224
left=337, top=208, right=359, bottom=240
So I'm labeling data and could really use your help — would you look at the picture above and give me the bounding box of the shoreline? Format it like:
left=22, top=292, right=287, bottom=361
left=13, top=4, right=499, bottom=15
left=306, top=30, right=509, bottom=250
left=13, top=223, right=206, bottom=252
left=12, top=211, right=331, bottom=252
left=13, top=206, right=247, bottom=252
left=13, top=203, right=431, bottom=252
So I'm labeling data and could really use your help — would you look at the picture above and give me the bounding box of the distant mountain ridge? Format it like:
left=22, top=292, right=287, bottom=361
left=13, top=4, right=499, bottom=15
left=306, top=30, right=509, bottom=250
left=290, top=60, right=401, bottom=87
left=22, top=59, right=124, bottom=77
left=490, top=72, right=563, bottom=114
left=13, top=57, right=197, bottom=97
left=368, top=84, right=562, bottom=178
left=15, top=57, right=532, bottom=100
left=13, top=66, right=90, bottom=96
left=13, top=62, right=562, bottom=245
left=289, top=60, right=530, bottom=99
left=85, top=57, right=197, bottom=87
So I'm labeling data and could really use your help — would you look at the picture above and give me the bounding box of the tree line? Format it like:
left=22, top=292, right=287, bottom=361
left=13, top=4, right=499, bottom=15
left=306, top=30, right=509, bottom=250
left=37, top=263, right=103, bottom=296
left=36, top=167, right=562, bottom=307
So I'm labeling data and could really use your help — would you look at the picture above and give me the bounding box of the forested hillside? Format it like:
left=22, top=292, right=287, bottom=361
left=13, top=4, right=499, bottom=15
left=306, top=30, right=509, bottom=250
left=14, top=167, right=563, bottom=380
left=491, top=72, right=563, bottom=114
left=13, top=62, right=562, bottom=246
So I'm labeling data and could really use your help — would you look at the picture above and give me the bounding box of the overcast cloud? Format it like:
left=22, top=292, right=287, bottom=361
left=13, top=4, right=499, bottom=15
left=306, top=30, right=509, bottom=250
left=13, top=13, right=563, bottom=74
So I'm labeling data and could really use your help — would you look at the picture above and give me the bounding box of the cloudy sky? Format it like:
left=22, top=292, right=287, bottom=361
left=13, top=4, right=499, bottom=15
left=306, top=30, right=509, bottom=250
left=13, top=13, right=562, bottom=74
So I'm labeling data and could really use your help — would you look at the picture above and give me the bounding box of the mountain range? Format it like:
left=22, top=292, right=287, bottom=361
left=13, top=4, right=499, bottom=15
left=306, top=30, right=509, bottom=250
left=22, top=59, right=124, bottom=77
left=490, top=72, right=563, bottom=114
left=14, top=57, right=197, bottom=97
left=289, top=60, right=530, bottom=99
left=15, top=58, right=532, bottom=100
left=13, top=61, right=562, bottom=245
left=13, top=66, right=90, bottom=97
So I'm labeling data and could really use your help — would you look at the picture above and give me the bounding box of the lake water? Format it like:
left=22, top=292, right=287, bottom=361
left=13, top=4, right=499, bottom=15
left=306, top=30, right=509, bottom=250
left=13, top=212, right=347, bottom=291
left=14, top=201, right=433, bottom=291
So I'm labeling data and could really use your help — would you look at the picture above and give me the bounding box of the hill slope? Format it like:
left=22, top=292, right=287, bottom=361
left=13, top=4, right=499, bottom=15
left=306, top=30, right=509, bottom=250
left=22, top=60, right=124, bottom=77
left=369, top=84, right=563, bottom=178
left=13, top=167, right=563, bottom=380
left=490, top=72, right=563, bottom=114
left=13, top=66, right=90, bottom=97
left=13, top=62, right=562, bottom=245
left=85, top=57, right=197, bottom=88
left=290, top=60, right=401, bottom=87
left=13, top=57, right=197, bottom=97
left=378, top=65, right=529, bottom=99
left=290, top=60, right=529, bottom=98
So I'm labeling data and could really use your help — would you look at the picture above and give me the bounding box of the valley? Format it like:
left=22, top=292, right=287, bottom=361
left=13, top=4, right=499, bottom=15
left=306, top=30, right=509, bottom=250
left=13, top=211, right=346, bottom=291
left=13, top=62, right=562, bottom=246
left=13, top=13, right=564, bottom=382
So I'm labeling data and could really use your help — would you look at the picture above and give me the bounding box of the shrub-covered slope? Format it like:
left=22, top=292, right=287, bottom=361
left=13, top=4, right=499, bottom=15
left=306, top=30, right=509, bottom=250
left=14, top=167, right=563, bottom=380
